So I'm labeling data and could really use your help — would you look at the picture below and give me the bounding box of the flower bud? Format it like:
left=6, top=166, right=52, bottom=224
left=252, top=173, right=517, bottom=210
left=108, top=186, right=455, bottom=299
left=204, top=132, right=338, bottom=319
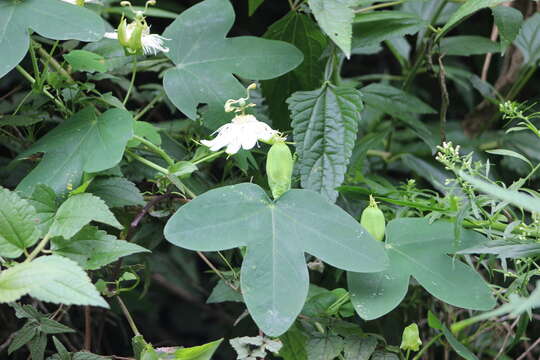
left=266, top=142, right=293, bottom=199
left=400, top=323, right=422, bottom=352
left=117, top=17, right=145, bottom=55
left=360, top=195, right=386, bottom=241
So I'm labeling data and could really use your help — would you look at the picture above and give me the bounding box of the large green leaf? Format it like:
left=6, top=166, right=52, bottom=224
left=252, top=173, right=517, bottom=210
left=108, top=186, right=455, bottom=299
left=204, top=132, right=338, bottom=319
left=0, top=0, right=105, bottom=78
left=438, top=0, right=506, bottom=40
left=48, top=193, right=123, bottom=239
left=514, top=13, right=540, bottom=65
left=348, top=218, right=495, bottom=320
left=0, top=255, right=108, bottom=307
left=17, top=107, right=133, bottom=195
left=492, top=6, right=523, bottom=52
left=87, top=177, right=145, bottom=208
left=27, top=185, right=58, bottom=235
left=0, top=187, right=40, bottom=258
left=288, top=84, right=362, bottom=202
left=162, top=0, right=303, bottom=128
left=262, top=12, right=328, bottom=129
left=52, top=226, right=149, bottom=270
left=164, top=183, right=388, bottom=336
left=308, top=0, right=355, bottom=58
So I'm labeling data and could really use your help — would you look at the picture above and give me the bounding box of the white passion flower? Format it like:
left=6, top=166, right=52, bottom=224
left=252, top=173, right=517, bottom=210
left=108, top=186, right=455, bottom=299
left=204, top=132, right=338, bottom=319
left=104, top=1, right=169, bottom=56
left=201, top=114, right=278, bottom=155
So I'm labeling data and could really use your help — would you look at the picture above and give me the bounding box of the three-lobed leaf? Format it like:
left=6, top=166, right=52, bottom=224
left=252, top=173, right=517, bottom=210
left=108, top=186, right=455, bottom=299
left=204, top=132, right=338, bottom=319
left=288, top=83, right=362, bottom=202
left=164, top=183, right=388, bottom=336
left=162, top=0, right=303, bottom=128
left=0, top=0, right=105, bottom=78
left=17, top=107, right=133, bottom=195
left=348, top=218, right=495, bottom=320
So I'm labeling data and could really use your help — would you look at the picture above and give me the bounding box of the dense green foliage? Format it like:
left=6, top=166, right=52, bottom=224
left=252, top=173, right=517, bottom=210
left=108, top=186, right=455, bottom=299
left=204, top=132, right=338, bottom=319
left=0, top=0, right=540, bottom=359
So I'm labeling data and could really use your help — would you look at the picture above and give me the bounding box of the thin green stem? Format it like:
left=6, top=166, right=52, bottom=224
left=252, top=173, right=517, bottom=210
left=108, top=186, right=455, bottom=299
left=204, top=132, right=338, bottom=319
left=355, top=0, right=405, bottom=13
left=412, top=333, right=443, bottom=360
left=123, top=57, right=138, bottom=106
left=15, top=65, right=68, bottom=112
left=25, top=233, right=51, bottom=263
left=116, top=296, right=141, bottom=336
left=35, top=41, right=74, bottom=84
left=192, top=150, right=225, bottom=165
left=28, top=40, right=41, bottom=84
left=126, top=149, right=169, bottom=174
left=133, top=94, right=163, bottom=121
left=133, top=135, right=175, bottom=166
left=167, top=174, right=197, bottom=199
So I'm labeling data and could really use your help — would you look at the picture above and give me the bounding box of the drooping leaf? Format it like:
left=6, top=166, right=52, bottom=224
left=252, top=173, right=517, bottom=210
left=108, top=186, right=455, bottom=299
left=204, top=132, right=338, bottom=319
left=308, top=0, right=355, bottom=58
left=48, top=193, right=123, bottom=239
left=288, top=84, right=362, bottom=202
left=51, top=225, right=149, bottom=270
left=262, top=12, right=328, bottom=129
left=439, top=36, right=500, bottom=56
left=16, top=107, right=133, bottom=195
left=352, top=11, right=427, bottom=49
left=491, top=6, right=523, bottom=52
left=0, top=255, right=109, bottom=307
left=0, top=0, right=105, bottom=78
left=87, top=177, right=145, bottom=208
left=348, top=218, right=495, bottom=320
left=64, top=50, right=108, bottom=73
left=162, top=0, right=303, bottom=128
left=0, top=187, right=40, bottom=258
left=438, top=0, right=507, bottom=39
left=514, top=13, right=540, bottom=65
left=164, top=183, right=388, bottom=336
left=428, top=312, right=479, bottom=360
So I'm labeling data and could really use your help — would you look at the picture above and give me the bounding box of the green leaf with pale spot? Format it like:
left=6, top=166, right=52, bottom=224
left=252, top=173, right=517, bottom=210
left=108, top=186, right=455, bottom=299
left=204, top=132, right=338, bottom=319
left=49, top=193, right=123, bottom=239
left=162, top=0, right=303, bottom=128
left=308, top=0, right=355, bottom=58
left=348, top=218, right=495, bottom=320
left=164, top=183, right=388, bottom=336
left=0, top=0, right=105, bottom=79
left=16, top=107, right=133, bottom=195
left=52, top=226, right=149, bottom=270
left=288, top=84, right=362, bottom=202
left=0, top=255, right=108, bottom=307
left=0, top=187, right=40, bottom=258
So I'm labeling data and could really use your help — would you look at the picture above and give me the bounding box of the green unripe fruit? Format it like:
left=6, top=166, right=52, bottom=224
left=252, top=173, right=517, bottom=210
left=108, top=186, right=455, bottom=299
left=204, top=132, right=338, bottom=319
left=360, top=195, right=386, bottom=241
left=266, top=142, right=293, bottom=199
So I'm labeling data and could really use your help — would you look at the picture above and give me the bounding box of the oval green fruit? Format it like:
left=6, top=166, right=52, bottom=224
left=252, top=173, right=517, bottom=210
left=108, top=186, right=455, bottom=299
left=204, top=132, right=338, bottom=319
left=266, top=142, right=293, bottom=199
left=360, top=196, right=386, bottom=241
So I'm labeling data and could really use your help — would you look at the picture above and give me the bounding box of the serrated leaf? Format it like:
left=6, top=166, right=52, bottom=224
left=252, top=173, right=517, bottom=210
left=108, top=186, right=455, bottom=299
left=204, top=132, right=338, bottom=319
left=16, top=107, right=133, bottom=195
left=27, top=184, right=58, bottom=235
left=0, top=255, right=108, bottom=307
left=438, top=0, right=507, bottom=40
left=0, top=187, right=40, bottom=258
left=64, top=50, right=108, bottom=73
left=39, top=318, right=74, bottom=334
left=87, top=177, right=145, bottom=208
left=308, top=0, right=355, bottom=58
left=492, top=6, right=523, bottom=52
left=352, top=11, right=427, bottom=49
left=8, top=322, right=38, bottom=354
left=48, top=193, right=122, bottom=239
left=28, top=332, right=47, bottom=360
left=348, top=218, right=495, bottom=320
left=52, top=225, right=149, bottom=270
left=0, top=0, right=105, bottom=79
left=343, top=336, right=377, bottom=360
left=162, top=0, right=303, bottom=128
left=288, top=84, right=362, bottom=202
left=164, top=183, right=388, bottom=336
left=262, top=12, right=328, bottom=129
left=306, top=334, right=344, bottom=360
left=514, top=13, right=540, bottom=65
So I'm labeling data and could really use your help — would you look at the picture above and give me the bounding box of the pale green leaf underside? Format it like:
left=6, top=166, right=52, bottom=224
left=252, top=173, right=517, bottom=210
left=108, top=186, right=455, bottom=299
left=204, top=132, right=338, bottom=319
left=0, top=187, right=40, bottom=258
left=288, top=84, right=362, bottom=202
left=52, top=226, right=149, bottom=270
left=49, top=193, right=123, bottom=239
left=16, top=107, right=133, bottom=195
left=164, top=183, right=388, bottom=336
left=348, top=218, right=495, bottom=320
left=0, top=0, right=105, bottom=78
left=162, top=0, right=303, bottom=128
left=308, top=0, right=355, bottom=58
left=0, top=255, right=108, bottom=307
